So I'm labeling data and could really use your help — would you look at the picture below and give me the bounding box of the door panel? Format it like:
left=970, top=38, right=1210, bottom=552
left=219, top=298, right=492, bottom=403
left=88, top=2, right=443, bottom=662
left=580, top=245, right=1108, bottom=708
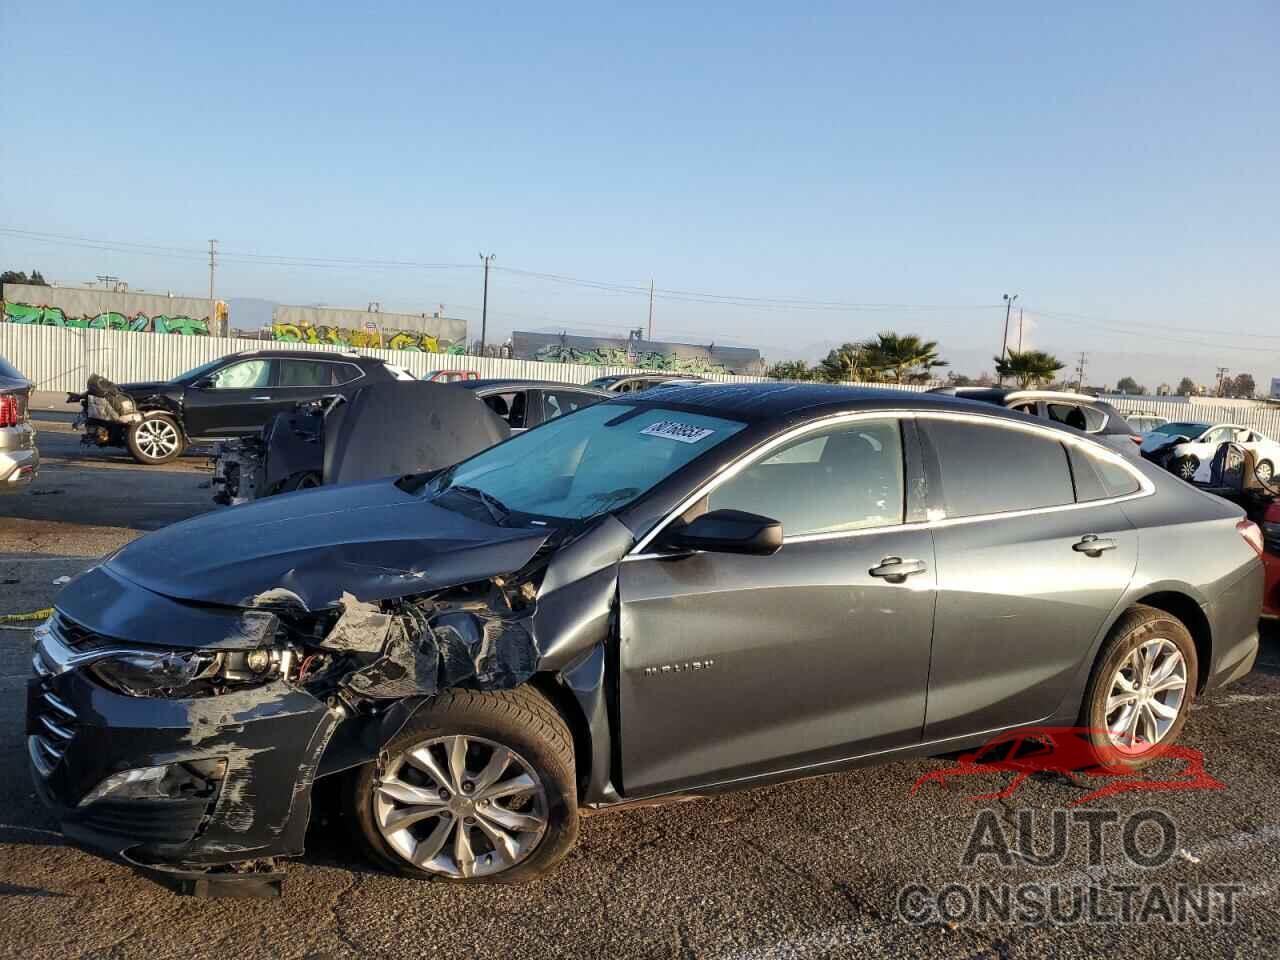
left=924, top=503, right=1137, bottom=740
left=181, top=359, right=277, bottom=438
left=618, top=528, right=937, bottom=796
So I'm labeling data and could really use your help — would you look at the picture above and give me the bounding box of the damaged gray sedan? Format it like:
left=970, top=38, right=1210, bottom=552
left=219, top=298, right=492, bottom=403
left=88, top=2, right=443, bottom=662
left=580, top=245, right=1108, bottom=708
left=28, top=384, right=1262, bottom=891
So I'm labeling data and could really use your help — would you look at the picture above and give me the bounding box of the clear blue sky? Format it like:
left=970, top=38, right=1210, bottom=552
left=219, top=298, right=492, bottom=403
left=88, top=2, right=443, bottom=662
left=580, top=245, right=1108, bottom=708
left=3, top=1, right=1277, bottom=388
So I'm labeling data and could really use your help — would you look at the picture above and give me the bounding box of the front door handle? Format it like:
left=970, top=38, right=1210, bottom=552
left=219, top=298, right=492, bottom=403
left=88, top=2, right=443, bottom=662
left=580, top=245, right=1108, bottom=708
left=250, top=395, right=272, bottom=401
left=869, top=557, right=927, bottom=583
left=1073, top=535, right=1117, bottom=557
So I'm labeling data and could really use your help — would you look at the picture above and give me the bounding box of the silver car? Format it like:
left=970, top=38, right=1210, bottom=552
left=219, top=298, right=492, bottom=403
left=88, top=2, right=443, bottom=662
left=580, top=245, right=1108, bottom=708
left=0, top=356, right=37, bottom=492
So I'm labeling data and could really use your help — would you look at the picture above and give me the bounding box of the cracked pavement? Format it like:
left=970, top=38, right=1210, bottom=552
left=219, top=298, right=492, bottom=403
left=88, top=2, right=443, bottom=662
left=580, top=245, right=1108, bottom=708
left=1, top=409, right=1279, bottom=957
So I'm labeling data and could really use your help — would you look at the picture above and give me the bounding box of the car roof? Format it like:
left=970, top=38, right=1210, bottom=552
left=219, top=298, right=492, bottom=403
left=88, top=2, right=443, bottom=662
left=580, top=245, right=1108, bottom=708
left=457, top=378, right=611, bottom=394
left=220, top=349, right=385, bottom=365
left=614, top=381, right=1063, bottom=426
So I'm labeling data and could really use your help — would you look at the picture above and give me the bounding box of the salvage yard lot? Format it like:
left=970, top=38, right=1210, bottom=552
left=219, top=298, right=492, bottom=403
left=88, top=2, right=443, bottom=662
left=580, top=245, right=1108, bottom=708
left=2, top=408, right=1280, bottom=959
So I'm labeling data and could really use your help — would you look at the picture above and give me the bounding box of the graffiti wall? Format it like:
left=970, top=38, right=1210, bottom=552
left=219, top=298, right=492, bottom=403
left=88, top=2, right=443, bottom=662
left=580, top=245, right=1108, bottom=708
left=512, top=331, right=763, bottom=375
left=2, top=284, right=215, bottom=336
left=271, top=305, right=466, bottom=354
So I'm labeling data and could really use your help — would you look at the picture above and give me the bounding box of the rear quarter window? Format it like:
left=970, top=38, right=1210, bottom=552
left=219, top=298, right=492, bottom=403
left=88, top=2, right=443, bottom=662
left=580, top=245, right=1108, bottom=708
left=924, top=419, right=1075, bottom=518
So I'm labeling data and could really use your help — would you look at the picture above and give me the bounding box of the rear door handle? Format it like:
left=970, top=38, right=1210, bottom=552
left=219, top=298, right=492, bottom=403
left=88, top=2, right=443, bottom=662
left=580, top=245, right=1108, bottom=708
left=1073, top=535, right=1117, bottom=556
left=869, top=557, right=927, bottom=583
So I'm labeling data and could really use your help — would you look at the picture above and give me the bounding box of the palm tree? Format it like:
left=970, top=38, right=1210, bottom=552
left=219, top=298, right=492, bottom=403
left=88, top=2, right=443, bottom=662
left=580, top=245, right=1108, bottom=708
left=866, top=332, right=948, bottom=384
left=993, top=349, right=1065, bottom=388
left=817, top=341, right=875, bottom=383
left=766, top=360, right=817, bottom=382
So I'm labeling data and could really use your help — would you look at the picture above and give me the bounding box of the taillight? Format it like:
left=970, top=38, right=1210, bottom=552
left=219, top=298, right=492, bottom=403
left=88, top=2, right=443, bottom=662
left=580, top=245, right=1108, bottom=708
left=1130, top=435, right=1144, bottom=444
left=0, top=395, right=18, bottom=429
left=1237, top=519, right=1265, bottom=557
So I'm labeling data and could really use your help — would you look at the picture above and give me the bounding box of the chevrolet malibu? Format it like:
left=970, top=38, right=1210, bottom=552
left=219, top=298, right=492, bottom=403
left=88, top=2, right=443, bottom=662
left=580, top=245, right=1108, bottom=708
left=28, top=384, right=1262, bottom=891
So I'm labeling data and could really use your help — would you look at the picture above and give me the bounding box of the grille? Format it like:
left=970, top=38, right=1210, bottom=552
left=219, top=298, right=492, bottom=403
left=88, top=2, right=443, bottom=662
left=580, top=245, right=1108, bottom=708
left=28, top=686, right=77, bottom=778
left=48, top=612, right=116, bottom=652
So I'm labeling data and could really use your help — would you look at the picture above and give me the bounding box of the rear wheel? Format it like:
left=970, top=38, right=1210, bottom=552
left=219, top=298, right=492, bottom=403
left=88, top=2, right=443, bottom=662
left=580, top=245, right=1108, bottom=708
left=1081, top=605, right=1197, bottom=769
left=349, top=687, right=578, bottom=883
left=126, top=412, right=184, bottom=464
left=1256, top=460, right=1274, bottom=483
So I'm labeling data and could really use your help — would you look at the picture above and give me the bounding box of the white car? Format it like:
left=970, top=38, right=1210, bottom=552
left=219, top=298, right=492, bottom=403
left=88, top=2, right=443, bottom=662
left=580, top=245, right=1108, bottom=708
left=1139, top=421, right=1280, bottom=482
left=1125, top=413, right=1169, bottom=435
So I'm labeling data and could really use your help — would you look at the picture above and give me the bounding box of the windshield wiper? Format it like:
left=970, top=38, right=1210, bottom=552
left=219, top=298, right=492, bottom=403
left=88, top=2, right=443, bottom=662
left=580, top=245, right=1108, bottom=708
left=447, top=485, right=511, bottom=525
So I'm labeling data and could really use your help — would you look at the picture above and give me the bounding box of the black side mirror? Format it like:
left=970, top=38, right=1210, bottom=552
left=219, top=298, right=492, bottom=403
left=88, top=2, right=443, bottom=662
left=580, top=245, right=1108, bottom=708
left=660, top=509, right=783, bottom=557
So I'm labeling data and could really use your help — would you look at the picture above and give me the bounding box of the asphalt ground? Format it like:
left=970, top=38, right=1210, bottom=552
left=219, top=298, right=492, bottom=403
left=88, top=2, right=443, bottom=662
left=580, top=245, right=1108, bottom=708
left=0, top=407, right=1278, bottom=958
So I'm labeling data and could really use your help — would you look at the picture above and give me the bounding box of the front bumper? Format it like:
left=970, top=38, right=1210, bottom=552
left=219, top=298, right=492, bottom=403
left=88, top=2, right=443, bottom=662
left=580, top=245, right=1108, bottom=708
left=27, top=620, right=338, bottom=870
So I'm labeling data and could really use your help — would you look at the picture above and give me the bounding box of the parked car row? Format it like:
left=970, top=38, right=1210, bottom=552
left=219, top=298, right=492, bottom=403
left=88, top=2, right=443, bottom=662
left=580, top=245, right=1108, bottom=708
left=30, top=379, right=1264, bottom=895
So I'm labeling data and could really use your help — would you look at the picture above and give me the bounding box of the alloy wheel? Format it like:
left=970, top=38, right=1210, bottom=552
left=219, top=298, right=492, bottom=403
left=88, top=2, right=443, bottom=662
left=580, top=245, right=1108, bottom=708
left=1257, top=461, right=1274, bottom=483
left=373, top=734, right=549, bottom=879
left=1178, top=458, right=1198, bottom=480
left=135, top=419, right=180, bottom=459
left=1104, top=638, right=1188, bottom=752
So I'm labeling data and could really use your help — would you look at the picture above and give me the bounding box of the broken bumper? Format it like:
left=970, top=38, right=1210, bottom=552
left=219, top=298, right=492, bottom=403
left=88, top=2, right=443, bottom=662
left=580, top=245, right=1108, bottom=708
left=27, top=630, right=336, bottom=871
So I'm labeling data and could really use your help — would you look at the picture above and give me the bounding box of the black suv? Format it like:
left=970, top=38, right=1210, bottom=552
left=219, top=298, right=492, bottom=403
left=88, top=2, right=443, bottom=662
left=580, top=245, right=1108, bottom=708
left=70, top=349, right=409, bottom=464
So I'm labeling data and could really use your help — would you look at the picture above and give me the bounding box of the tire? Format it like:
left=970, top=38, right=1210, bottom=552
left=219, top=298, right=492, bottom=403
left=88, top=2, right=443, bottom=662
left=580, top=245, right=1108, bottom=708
left=281, top=471, right=322, bottom=492
left=1081, top=605, right=1198, bottom=769
left=126, top=412, right=185, bottom=464
left=1175, top=456, right=1199, bottom=481
left=1256, top=460, right=1274, bottom=483
left=349, top=686, right=578, bottom=883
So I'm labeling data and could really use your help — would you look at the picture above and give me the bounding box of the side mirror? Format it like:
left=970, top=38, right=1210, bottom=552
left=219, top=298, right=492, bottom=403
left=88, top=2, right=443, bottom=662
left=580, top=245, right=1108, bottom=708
left=659, top=509, right=783, bottom=557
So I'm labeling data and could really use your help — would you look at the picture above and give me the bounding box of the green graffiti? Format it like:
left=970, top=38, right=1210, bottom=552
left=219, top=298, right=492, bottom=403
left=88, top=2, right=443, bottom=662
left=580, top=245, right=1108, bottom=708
left=3, top=301, right=210, bottom=335
left=533, top=344, right=729, bottom=374
left=269, top=320, right=463, bottom=353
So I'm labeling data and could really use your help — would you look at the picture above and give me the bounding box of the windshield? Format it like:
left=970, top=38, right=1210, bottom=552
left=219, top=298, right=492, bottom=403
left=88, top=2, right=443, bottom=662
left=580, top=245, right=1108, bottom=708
left=1152, top=421, right=1210, bottom=437
left=170, top=357, right=228, bottom=384
left=431, top=403, right=746, bottom=521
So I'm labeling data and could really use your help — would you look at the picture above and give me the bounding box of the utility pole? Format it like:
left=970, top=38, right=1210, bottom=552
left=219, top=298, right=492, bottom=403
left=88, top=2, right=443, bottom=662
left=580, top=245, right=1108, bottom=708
left=207, top=240, right=218, bottom=300
left=1017, top=308, right=1024, bottom=353
left=1075, top=352, right=1088, bottom=393
left=1000, top=293, right=1018, bottom=362
left=478, top=253, right=495, bottom=354
left=1215, top=366, right=1230, bottom=397
left=647, top=278, right=654, bottom=341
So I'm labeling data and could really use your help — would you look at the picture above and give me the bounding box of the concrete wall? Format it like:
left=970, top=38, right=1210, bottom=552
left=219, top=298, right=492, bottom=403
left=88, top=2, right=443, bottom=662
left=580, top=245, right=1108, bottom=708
left=271, top=304, right=466, bottom=353
left=2, top=283, right=217, bottom=336
left=511, top=330, right=764, bottom=375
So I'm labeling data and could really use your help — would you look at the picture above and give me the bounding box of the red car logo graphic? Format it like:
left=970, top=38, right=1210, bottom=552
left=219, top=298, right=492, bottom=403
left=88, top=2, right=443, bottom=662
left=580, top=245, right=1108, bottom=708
left=910, top=726, right=1224, bottom=805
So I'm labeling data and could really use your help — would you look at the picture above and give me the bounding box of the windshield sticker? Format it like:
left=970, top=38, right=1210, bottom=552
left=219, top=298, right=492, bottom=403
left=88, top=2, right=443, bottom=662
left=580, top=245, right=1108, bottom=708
left=641, top=420, right=716, bottom=444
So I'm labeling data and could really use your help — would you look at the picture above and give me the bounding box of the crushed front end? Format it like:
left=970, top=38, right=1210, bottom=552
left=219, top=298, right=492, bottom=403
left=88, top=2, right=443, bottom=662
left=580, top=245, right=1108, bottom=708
left=68, top=374, right=143, bottom=449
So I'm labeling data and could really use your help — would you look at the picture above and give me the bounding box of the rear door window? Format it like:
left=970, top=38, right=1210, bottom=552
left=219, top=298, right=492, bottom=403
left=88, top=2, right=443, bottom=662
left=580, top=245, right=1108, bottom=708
left=541, top=389, right=599, bottom=422
left=707, top=419, right=905, bottom=536
left=924, top=419, right=1075, bottom=518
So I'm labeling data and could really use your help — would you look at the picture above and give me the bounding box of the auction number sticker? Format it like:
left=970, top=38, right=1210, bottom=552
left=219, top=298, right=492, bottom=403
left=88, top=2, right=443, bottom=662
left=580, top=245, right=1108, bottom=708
left=640, top=420, right=716, bottom=444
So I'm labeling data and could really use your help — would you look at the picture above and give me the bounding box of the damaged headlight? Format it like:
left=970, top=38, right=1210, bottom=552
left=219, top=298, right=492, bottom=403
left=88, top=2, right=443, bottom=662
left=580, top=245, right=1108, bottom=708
left=89, top=647, right=291, bottom=698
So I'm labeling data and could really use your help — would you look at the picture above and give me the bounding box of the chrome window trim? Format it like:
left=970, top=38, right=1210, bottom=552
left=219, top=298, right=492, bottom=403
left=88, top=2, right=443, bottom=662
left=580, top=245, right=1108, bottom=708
left=625, top=408, right=1154, bottom=560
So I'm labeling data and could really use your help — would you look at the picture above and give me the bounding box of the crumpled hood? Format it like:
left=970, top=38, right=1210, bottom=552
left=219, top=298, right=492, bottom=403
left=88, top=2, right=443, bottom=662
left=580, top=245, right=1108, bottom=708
left=104, top=478, right=551, bottom=610
left=1140, top=432, right=1189, bottom=454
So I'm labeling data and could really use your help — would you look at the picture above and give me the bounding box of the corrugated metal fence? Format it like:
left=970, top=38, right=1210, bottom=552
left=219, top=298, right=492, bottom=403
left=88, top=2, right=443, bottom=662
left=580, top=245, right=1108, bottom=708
left=0, top=325, right=782, bottom=393
left=1, top=325, right=947, bottom=398
left=1102, top=396, right=1280, bottom=436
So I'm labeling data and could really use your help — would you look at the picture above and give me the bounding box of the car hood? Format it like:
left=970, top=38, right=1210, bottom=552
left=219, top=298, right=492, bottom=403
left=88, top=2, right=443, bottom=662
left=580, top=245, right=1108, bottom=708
left=118, top=381, right=174, bottom=397
left=101, top=478, right=552, bottom=610
left=1140, top=433, right=1190, bottom=453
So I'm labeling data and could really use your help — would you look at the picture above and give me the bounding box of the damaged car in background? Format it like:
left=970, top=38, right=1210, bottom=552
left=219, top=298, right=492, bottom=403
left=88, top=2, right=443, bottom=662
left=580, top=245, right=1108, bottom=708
left=211, top=381, right=510, bottom=504
left=68, top=349, right=414, bottom=465
left=30, top=384, right=1261, bottom=894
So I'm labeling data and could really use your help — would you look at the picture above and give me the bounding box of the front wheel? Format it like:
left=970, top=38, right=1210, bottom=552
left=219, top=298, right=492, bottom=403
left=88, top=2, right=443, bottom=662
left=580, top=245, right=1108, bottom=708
left=1175, top=456, right=1199, bottom=481
left=349, top=687, right=579, bottom=883
left=1256, top=459, right=1274, bottom=483
left=1081, top=605, right=1197, bottom=769
left=126, top=412, right=185, bottom=464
